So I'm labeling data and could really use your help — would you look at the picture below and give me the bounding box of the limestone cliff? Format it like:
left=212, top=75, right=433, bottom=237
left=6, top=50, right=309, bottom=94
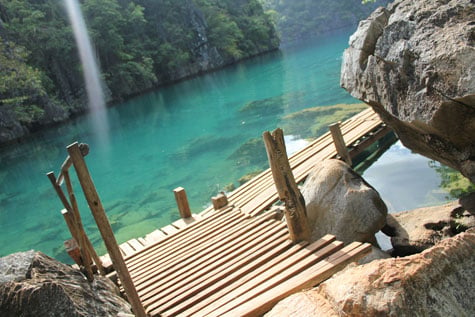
left=341, top=0, right=475, bottom=183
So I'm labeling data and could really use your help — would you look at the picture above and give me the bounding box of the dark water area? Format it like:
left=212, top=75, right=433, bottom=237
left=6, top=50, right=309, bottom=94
left=0, top=28, right=459, bottom=262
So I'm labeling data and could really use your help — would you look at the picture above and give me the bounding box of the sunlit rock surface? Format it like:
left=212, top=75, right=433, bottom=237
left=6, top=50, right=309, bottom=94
left=301, top=159, right=387, bottom=245
left=266, top=229, right=475, bottom=316
left=341, top=0, right=475, bottom=183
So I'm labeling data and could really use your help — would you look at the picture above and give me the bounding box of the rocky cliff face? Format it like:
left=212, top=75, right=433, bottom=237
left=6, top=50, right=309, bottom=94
left=341, top=0, right=475, bottom=183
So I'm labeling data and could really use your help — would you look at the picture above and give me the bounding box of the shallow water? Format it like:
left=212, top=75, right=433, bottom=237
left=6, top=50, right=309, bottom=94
left=0, top=28, right=459, bottom=262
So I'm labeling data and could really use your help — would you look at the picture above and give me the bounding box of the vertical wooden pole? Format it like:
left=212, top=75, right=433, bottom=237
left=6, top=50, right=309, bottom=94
left=263, top=128, right=311, bottom=242
left=66, top=142, right=147, bottom=317
left=212, top=192, right=228, bottom=211
left=173, top=187, right=192, bottom=218
left=63, top=171, right=105, bottom=276
left=329, top=122, right=352, bottom=166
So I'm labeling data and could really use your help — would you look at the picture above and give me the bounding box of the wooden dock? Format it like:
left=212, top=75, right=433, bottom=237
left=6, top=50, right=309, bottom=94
left=109, top=106, right=390, bottom=260
left=51, top=107, right=391, bottom=316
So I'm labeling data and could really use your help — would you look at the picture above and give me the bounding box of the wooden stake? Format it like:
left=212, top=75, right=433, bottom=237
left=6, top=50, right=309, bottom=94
left=173, top=187, right=192, bottom=218
left=263, top=129, right=311, bottom=242
left=64, top=238, right=82, bottom=266
left=212, top=192, right=228, bottom=211
left=329, top=122, right=352, bottom=166
left=63, top=171, right=105, bottom=276
left=66, top=142, right=147, bottom=317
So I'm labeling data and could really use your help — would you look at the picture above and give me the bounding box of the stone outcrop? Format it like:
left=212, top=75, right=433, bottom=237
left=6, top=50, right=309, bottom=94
left=341, top=0, right=475, bottom=183
left=0, top=250, right=132, bottom=317
left=266, top=229, right=475, bottom=316
left=383, top=192, right=475, bottom=256
left=301, top=159, right=387, bottom=245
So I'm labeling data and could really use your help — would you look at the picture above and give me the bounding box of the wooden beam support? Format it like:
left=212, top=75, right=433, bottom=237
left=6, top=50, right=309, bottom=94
left=263, top=128, right=310, bottom=242
left=329, top=122, right=352, bottom=166
left=212, top=192, right=228, bottom=211
left=66, top=142, right=147, bottom=317
left=173, top=187, right=192, bottom=218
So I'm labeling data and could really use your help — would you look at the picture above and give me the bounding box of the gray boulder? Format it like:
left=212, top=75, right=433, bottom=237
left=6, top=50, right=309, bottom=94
left=341, top=0, right=475, bottom=183
left=301, top=159, right=387, bottom=245
left=0, top=250, right=132, bottom=317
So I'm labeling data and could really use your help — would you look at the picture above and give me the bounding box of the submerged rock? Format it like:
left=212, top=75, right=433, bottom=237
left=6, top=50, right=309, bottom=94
left=0, top=250, right=132, bottom=317
left=267, top=230, right=475, bottom=316
left=383, top=192, right=475, bottom=256
left=301, top=159, right=387, bottom=245
left=341, top=0, right=475, bottom=183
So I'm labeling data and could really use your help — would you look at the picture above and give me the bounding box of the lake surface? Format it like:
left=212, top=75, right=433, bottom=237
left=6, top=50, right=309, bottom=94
left=0, top=28, right=457, bottom=261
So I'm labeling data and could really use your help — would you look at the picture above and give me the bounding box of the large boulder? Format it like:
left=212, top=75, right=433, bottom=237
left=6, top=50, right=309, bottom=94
left=341, top=0, right=475, bottom=183
left=0, top=250, right=132, bottom=317
left=301, top=159, right=387, bottom=245
left=266, top=229, right=475, bottom=316
left=383, top=192, right=475, bottom=256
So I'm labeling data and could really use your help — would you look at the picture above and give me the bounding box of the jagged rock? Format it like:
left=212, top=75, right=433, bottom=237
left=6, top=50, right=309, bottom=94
left=0, top=250, right=132, bottom=317
left=301, top=159, right=387, bottom=245
left=341, top=0, right=475, bottom=183
left=382, top=193, right=475, bottom=256
left=266, top=230, right=475, bottom=316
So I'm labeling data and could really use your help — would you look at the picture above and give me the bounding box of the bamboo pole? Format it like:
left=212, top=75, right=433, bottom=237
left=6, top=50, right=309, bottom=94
left=263, top=129, right=311, bottom=242
left=63, top=171, right=105, bottom=276
left=173, top=187, right=192, bottom=218
left=66, top=142, right=147, bottom=317
left=329, top=122, right=352, bottom=166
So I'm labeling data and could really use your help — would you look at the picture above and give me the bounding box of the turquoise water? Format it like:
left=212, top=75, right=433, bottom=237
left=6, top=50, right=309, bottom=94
left=0, top=28, right=456, bottom=262
left=0, top=29, right=355, bottom=261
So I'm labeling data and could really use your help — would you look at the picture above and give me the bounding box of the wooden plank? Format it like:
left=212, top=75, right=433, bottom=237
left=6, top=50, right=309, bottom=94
left=329, top=122, right=352, bottom=165
left=225, top=242, right=372, bottom=317
left=67, top=142, right=147, bottom=317
left=145, top=223, right=288, bottom=315
left=138, top=219, right=284, bottom=299
left=263, top=128, right=310, bottom=242
left=144, top=229, right=166, bottom=244
left=172, top=216, right=197, bottom=229
left=126, top=206, right=235, bottom=267
left=160, top=224, right=180, bottom=236
left=174, top=234, right=336, bottom=317
left=128, top=239, right=145, bottom=252
left=173, top=187, right=192, bottom=218
left=128, top=211, right=248, bottom=280
left=133, top=211, right=278, bottom=292
left=194, top=236, right=342, bottom=317
left=120, top=242, right=135, bottom=256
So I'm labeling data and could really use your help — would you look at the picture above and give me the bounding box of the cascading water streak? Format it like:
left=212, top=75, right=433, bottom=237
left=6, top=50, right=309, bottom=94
left=64, top=0, right=108, bottom=144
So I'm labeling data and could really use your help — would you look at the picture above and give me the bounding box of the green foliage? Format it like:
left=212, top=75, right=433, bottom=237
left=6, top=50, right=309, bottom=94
left=0, top=0, right=278, bottom=140
left=0, top=41, right=46, bottom=124
left=259, top=0, right=391, bottom=43
left=428, top=161, right=475, bottom=199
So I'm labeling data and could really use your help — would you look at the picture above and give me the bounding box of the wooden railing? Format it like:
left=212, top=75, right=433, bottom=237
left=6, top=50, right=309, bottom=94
left=48, top=142, right=147, bottom=317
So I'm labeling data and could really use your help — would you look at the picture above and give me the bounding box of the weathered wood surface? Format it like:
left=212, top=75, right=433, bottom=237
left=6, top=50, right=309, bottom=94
left=67, top=142, right=147, bottom=317
left=120, top=205, right=371, bottom=316
left=174, top=187, right=192, bottom=218
left=329, top=122, right=352, bottom=165
left=263, top=128, right=310, bottom=242
left=93, top=108, right=385, bottom=316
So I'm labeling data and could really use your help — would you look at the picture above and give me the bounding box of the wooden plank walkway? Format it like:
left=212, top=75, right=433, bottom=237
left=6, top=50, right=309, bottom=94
left=101, top=107, right=389, bottom=265
left=121, top=206, right=371, bottom=316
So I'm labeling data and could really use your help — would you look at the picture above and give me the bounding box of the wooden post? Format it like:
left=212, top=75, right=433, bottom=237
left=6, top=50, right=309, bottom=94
left=212, top=192, right=228, bottom=211
left=329, top=122, right=352, bottom=166
left=66, top=142, right=147, bottom=317
left=63, top=171, right=105, bottom=276
left=64, top=238, right=82, bottom=266
left=263, top=128, right=311, bottom=242
left=173, top=187, right=192, bottom=218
